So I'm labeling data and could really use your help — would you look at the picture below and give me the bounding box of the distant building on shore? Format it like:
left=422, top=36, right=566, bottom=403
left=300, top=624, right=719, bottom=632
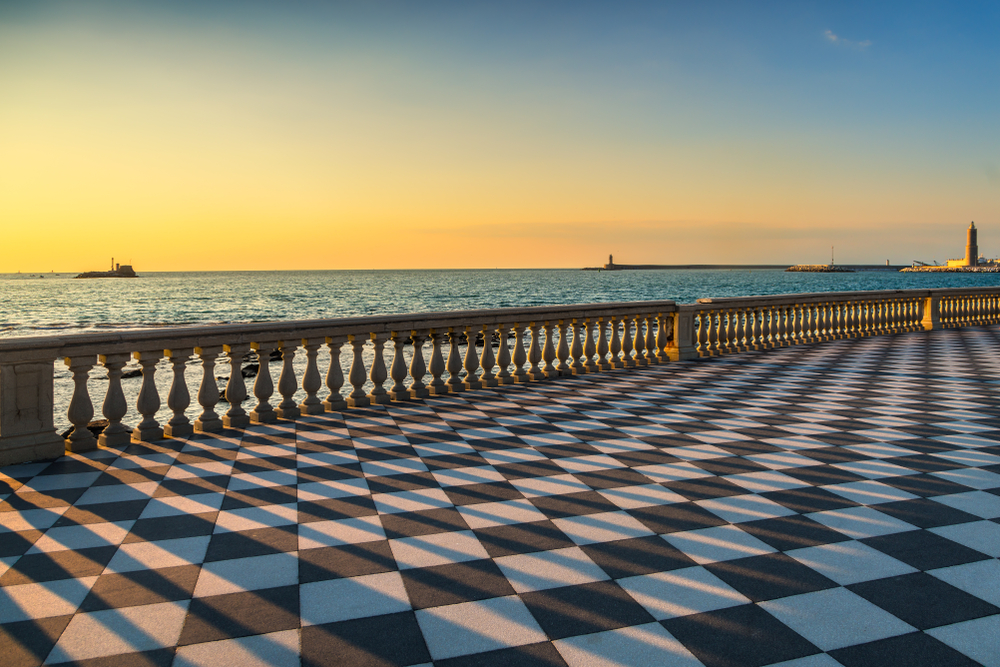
left=946, top=222, right=980, bottom=267
left=604, top=254, right=616, bottom=270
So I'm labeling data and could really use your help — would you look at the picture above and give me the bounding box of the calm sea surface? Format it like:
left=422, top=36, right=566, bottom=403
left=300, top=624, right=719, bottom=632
left=4, top=268, right=1000, bottom=339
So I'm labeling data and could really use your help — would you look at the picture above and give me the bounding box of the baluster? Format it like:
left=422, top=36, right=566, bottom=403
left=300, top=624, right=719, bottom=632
left=760, top=308, right=772, bottom=348
left=463, top=326, right=482, bottom=390
left=346, top=335, right=370, bottom=407
left=132, top=350, right=163, bottom=441
left=99, top=353, right=132, bottom=446
left=297, top=339, right=324, bottom=414
left=621, top=316, right=636, bottom=366
left=585, top=318, right=599, bottom=371
left=696, top=312, right=708, bottom=354
left=162, top=349, right=192, bottom=438
left=64, top=355, right=97, bottom=452
left=775, top=307, right=787, bottom=346
left=632, top=316, right=647, bottom=365
left=494, top=324, right=512, bottom=384
left=609, top=316, right=623, bottom=367
left=275, top=342, right=300, bottom=419
left=709, top=312, right=721, bottom=354
left=570, top=319, right=586, bottom=374
left=446, top=328, right=465, bottom=392
left=528, top=322, right=545, bottom=381
left=368, top=333, right=390, bottom=404
left=428, top=330, right=449, bottom=395
left=644, top=315, right=657, bottom=363
left=409, top=331, right=430, bottom=398
left=597, top=317, right=611, bottom=370
left=556, top=320, right=571, bottom=376
left=323, top=337, right=348, bottom=411
left=510, top=323, right=529, bottom=383
left=223, top=344, right=251, bottom=428
left=478, top=325, right=498, bottom=387
left=194, top=346, right=224, bottom=432
left=250, top=342, right=277, bottom=422
left=542, top=322, right=559, bottom=378
left=387, top=332, right=410, bottom=401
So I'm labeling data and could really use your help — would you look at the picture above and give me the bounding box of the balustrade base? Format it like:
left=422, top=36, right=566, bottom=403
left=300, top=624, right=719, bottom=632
left=222, top=414, right=249, bottom=429
left=427, top=384, right=450, bottom=396
left=194, top=417, right=224, bottom=433
left=250, top=409, right=278, bottom=424
left=408, top=387, right=430, bottom=399
left=368, top=392, right=391, bottom=405
left=163, top=423, right=194, bottom=439
left=275, top=407, right=300, bottom=420
left=65, top=432, right=97, bottom=453
left=323, top=398, right=347, bottom=411
left=570, top=365, right=588, bottom=375
left=463, top=380, right=483, bottom=390
left=299, top=401, right=325, bottom=416
left=495, top=375, right=516, bottom=385
left=480, top=377, right=499, bottom=387
left=0, top=431, right=63, bottom=466
left=446, top=382, right=466, bottom=393
left=346, top=396, right=371, bottom=408
left=132, top=425, right=164, bottom=442
left=388, top=389, right=412, bottom=401
left=527, top=371, right=547, bottom=382
left=665, top=346, right=699, bottom=361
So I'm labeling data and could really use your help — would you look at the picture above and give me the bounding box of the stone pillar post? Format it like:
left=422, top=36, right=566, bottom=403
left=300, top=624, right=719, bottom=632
left=667, top=306, right=699, bottom=361
left=0, top=350, right=63, bottom=466
left=922, top=294, right=941, bottom=331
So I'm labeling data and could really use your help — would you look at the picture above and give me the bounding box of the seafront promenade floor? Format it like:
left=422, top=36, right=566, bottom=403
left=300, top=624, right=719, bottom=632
left=2, top=327, right=1000, bottom=667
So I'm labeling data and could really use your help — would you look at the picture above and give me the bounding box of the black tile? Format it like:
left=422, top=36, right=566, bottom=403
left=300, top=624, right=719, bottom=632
left=222, top=486, right=298, bottom=509
left=0, top=547, right=117, bottom=586
left=380, top=507, right=470, bottom=539
left=801, top=446, right=874, bottom=463
left=0, top=615, right=73, bottom=667
left=829, top=631, right=981, bottom=667
left=581, top=535, right=697, bottom=579
left=493, top=459, right=567, bottom=480
left=0, top=529, right=43, bottom=558
left=36, top=459, right=107, bottom=475
left=473, top=520, right=576, bottom=557
left=663, top=477, right=748, bottom=501
left=53, top=500, right=149, bottom=526
left=530, top=491, right=621, bottom=519
left=354, top=445, right=419, bottom=462
left=299, top=540, right=397, bottom=583
left=298, top=496, right=378, bottom=523
left=296, top=463, right=364, bottom=482
left=93, top=468, right=168, bottom=486
left=205, top=526, right=297, bottom=561
left=464, top=435, right=531, bottom=451
left=872, top=498, right=980, bottom=529
left=124, top=512, right=218, bottom=543
left=365, top=472, right=440, bottom=494
left=81, top=565, right=200, bottom=611
left=761, top=487, right=861, bottom=513
left=738, top=515, right=851, bottom=551
left=848, top=572, right=1000, bottom=630
left=783, top=465, right=868, bottom=486
left=400, top=558, right=516, bottom=609
left=231, top=457, right=298, bottom=474
left=532, top=443, right=602, bottom=459
left=153, top=476, right=230, bottom=497
left=421, top=452, right=490, bottom=470
left=714, top=441, right=784, bottom=456
left=880, top=473, right=973, bottom=497
left=662, top=603, right=819, bottom=667
left=1, top=488, right=85, bottom=510
left=862, top=530, right=990, bottom=570
left=571, top=468, right=655, bottom=490
left=179, top=585, right=300, bottom=645
left=50, top=648, right=175, bottom=667
left=444, top=481, right=525, bottom=506
left=692, top=457, right=771, bottom=476
left=520, top=580, right=655, bottom=640
left=301, top=611, right=431, bottom=667
left=434, top=642, right=567, bottom=667
left=627, top=502, right=728, bottom=534
left=609, top=450, right=683, bottom=467
left=704, top=553, right=838, bottom=602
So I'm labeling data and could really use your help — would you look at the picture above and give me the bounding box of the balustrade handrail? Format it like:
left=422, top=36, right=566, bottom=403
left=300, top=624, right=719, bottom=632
left=2, top=286, right=1000, bottom=467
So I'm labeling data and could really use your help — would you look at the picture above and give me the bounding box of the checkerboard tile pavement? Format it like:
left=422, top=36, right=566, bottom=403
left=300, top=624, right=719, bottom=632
left=3, top=327, right=1000, bottom=666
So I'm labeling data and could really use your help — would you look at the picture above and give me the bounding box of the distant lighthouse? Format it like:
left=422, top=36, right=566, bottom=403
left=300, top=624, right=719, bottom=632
left=966, top=222, right=978, bottom=267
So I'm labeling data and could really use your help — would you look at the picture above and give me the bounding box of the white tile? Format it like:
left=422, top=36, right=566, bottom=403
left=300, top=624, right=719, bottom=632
left=632, top=462, right=713, bottom=482
left=933, top=491, right=1000, bottom=519
left=193, top=552, right=299, bottom=597
left=618, top=565, right=750, bottom=620
left=929, top=559, right=1000, bottom=606
left=786, top=540, right=917, bottom=585
left=598, top=484, right=687, bottom=510
left=590, top=439, right=657, bottom=454
left=164, top=461, right=235, bottom=479
left=297, top=478, right=370, bottom=501
left=26, top=521, right=133, bottom=553
left=932, top=468, right=1000, bottom=490
left=295, top=450, right=359, bottom=467
left=174, top=629, right=300, bottom=667
left=478, top=447, right=547, bottom=464
left=431, top=466, right=506, bottom=487
left=725, top=471, right=809, bottom=493
left=389, top=530, right=489, bottom=569
left=511, top=474, right=592, bottom=498
left=214, top=504, right=298, bottom=533
left=412, top=441, right=477, bottom=458
left=666, top=443, right=735, bottom=458
left=697, top=494, right=796, bottom=523
left=301, top=571, right=410, bottom=625
left=930, top=520, right=1000, bottom=557
left=237, top=443, right=298, bottom=459
left=831, top=460, right=917, bottom=479
left=554, top=622, right=703, bottom=667
left=361, top=457, right=429, bottom=478
left=806, top=506, right=917, bottom=539
left=106, top=536, right=212, bottom=573
left=372, top=488, right=453, bottom=514
left=927, top=615, right=1000, bottom=667
left=762, top=435, right=830, bottom=450
left=47, top=600, right=189, bottom=662
left=416, top=595, right=547, bottom=661
left=0, top=576, right=98, bottom=622
left=298, top=516, right=385, bottom=549
left=760, top=588, right=915, bottom=651
left=494, top=547, right=610, bottom=593
left=662, top=525, right=776, bottom=564
left=0, top=506, right=68, bottom=532
left=825, top=480, right=919, bottom=505
left=140, top=493, right=225, bottom=518
left=75, top=482, right=159, bottom=505
left=552, top=511, right=655, bottom=545
left=458, top=499, right=549, bottom=529
left=228, top=470, right=298, bottom=490
left=933, top=434, right=1000, bottom=448
left=554, top=454, right=627, bottom=474
left=934, top=449, right=1000, bottom=468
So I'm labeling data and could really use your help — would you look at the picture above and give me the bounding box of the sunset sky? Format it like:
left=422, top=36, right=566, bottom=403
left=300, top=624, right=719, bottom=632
left=2, top=1, right=998, bottom=271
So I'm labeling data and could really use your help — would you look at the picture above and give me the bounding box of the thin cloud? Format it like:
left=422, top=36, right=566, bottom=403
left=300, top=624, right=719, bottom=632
left=824, top=29, right=872, bottom=50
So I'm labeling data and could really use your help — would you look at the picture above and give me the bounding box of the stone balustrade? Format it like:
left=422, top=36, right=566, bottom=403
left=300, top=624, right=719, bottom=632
left=1, top=286, right=999, bottom=467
